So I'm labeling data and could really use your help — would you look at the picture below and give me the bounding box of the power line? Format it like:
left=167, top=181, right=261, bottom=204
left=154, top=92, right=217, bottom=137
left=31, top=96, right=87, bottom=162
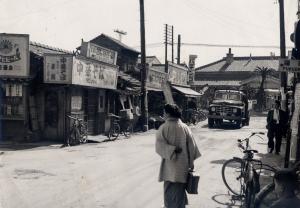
left=133, top=42, right=293, bottom=49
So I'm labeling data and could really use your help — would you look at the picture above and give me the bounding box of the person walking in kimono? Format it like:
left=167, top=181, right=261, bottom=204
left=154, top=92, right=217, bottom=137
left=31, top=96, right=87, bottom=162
left=155, top=104, right=201, bottom=208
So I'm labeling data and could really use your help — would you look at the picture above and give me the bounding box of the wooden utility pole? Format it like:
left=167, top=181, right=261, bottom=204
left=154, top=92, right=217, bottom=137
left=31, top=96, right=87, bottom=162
left=139, top=0, right=148, bottom=131
left=172, top=26, right=174, bottom=63
left=279, top=0, right=287, bottom=90
left=177, top=34, right=181, bottom=65
left=165, top=24, right=168, bottom=73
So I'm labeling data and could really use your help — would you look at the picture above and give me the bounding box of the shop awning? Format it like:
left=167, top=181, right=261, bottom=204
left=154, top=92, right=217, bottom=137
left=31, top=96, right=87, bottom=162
left=147, top=87, right=163, bottom=92
left=172, top=85, right=203, bottom=97
left=118, top=71, right=140, bottom=86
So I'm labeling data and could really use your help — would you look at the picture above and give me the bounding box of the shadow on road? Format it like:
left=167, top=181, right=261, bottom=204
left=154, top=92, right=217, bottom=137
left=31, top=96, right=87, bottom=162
left=211, top=193, right=241, bottom=207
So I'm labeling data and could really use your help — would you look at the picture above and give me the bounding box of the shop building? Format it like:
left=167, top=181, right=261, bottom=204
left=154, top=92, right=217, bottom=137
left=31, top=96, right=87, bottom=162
left=43, top=41, right=119, bottom=140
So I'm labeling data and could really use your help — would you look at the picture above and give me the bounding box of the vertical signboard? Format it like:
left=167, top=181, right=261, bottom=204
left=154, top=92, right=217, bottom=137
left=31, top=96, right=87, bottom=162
left=0, top=33, right=29, bottom=77
left=81, top=42, right=117, bottom=65
left=44, top=54, right=73, bottom=84
left=290, top=83, right=300, bottom=161
left=72, top=56, right=118, bottom=89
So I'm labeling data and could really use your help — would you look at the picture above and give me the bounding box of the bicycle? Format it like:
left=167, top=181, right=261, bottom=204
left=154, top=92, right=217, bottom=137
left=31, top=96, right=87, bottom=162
left=254, top=161, right=300, bottom=208
left=182, top=108, right=207, bottom=125
left=222, top=132, right=275, bottom=208
left=66, top=115, right=88, bottom=146
left=107, top=113, right=133, bottom=141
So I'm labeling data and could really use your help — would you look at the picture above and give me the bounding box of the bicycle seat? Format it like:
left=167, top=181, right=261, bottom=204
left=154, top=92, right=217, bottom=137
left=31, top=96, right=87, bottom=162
left=108, top=113, right=120, bottom=119
left=243, top=149, right=258, bottom=154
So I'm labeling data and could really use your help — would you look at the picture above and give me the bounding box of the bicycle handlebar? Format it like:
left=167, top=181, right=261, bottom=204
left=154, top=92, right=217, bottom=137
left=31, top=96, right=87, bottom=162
left=67, top=115, right=83, bottom=122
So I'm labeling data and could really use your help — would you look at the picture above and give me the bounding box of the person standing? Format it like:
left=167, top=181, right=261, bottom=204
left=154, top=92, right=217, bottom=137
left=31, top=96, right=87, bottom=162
left=266, top=100, right=288, bottom=154
left=155, top=104, right=201, bottom=208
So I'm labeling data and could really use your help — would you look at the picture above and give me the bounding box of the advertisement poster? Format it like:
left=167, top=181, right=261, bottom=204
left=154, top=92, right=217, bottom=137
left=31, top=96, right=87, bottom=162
left=72, top=56, right=118, bottom=89
left=0, top=34, right=29, bottom=77
left=44, top=54, right=73, bottom=84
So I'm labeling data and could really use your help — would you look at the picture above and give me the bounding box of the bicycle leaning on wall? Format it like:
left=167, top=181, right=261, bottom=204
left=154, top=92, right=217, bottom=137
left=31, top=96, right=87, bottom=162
left=66, top=115, right=88, bottom=146
left=107, top=113, right=133, bottom=141
left=222, top=132, right=275, bottom=208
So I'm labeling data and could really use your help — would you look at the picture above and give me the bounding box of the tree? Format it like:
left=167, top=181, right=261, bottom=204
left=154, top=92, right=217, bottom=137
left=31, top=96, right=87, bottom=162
left=254, top=66, right=276, bottom=111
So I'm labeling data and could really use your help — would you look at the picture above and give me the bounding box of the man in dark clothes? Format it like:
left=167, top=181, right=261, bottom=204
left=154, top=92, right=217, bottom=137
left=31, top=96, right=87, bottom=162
left=266, top=100, right=288, bottom=154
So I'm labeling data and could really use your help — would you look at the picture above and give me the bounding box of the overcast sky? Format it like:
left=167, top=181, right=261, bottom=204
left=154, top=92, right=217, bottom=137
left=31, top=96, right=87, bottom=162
left=1, top=0, right=298, bottom=67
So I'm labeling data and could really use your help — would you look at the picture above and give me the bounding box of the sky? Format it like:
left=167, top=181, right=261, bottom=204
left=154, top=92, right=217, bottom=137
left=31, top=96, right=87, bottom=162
left=1, top=0, right=298, bottom=67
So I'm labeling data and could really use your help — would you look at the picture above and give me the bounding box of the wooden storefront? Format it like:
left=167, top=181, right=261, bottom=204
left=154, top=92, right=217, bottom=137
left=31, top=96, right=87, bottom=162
left=0, top=34, right=30, bottom=141
left=43, top=42, right=118, bottom=140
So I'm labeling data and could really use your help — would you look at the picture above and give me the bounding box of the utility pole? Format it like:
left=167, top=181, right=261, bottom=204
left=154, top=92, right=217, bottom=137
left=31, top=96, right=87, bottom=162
left=139, top=0, right=148, bottom=131
left=114, top=29, right=127, bottom=42
left=172, top=26, right=174, bottom=63
left=177, top=34, right=181, bottom=65
left=164, top=24, right=173, bottom=73
left=279, top=0, right=287, bottom=103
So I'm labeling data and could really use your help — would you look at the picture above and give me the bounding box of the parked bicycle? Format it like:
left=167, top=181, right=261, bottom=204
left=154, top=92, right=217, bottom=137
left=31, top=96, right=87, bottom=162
left=66, top=115, right=88, bottom=146
left=254, top=161, right=300, bottom=208
left=107, top=113, right=133, bottom=141
left=182, top=108, right=207, bottom=125
left=222, top=132, right=275, bottom=208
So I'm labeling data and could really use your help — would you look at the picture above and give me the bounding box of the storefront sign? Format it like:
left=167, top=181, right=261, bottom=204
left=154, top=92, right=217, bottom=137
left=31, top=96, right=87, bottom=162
left=147, top=69, right=167, bottom=89
left=44, top=54, right=73, bottom=83
left=81, top=42, right=117, bottom=65
left=290, top=83, right=300, bottom=161
left=0, top=34, right=29, bottom=77
left=72, top=56, right=118, bottom=89
left=168, top=65, right=188, bottom=86
left=279, top=58, right=300, bottom=72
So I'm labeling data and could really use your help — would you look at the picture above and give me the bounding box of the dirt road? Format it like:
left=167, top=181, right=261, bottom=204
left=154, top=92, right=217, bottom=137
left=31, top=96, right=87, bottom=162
left=0, top=116, right=279, bottom=208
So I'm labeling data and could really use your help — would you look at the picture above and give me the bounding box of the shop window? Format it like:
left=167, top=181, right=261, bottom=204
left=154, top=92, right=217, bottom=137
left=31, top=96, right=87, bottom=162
left=0, top=83, right=24, bottom=118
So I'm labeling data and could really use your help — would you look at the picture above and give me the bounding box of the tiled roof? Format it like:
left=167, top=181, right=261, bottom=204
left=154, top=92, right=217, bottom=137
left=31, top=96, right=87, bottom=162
left=91, top=34, right=140, bottom=54
left=30, top=41, right=72, bottom=56
left=137, top=56, right=161, bottom=64
left=196, top=56, right=279, bottom=72
left=192, top=80, right=241, bottom=86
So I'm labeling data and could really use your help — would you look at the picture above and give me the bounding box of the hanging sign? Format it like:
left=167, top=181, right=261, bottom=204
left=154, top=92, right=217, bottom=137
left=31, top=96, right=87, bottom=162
left=0, top=33, right=29, bottom=77
left=72, top=56, right=118, bottom=89
left=44, top=54, right=73, bottom=83
left=81, top=42, right=117, bottom=65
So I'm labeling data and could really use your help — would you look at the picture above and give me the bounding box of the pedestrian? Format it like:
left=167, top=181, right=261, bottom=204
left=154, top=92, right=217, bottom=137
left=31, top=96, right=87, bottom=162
left=155, top=104, right=201, bottom=208
left=266, top=100, right=288, bottom=154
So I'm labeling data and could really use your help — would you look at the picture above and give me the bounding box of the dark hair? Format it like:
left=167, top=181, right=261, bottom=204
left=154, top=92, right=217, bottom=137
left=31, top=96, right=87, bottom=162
left=275, top=100, right=281, bottom=106
left=274, top=169, right=297, bottom=189
left=164, top=104, right=182, bottom=118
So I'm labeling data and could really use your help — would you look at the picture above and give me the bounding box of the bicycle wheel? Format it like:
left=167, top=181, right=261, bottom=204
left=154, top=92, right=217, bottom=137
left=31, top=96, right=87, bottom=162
left=79, top=122, right=88, bottom=143
left=197, top=111, right=207, bottom=122
left=123, top=123, right=133, bottom=137
left=222, top=158, right=245, bottom=196
left=108, top=123, right=120, bottom=141
left=254, top=183, right=277, bottom=208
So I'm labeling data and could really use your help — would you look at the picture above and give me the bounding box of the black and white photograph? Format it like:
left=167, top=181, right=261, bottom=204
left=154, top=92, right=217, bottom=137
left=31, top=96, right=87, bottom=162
left=0, top=0, right=300, bottom=207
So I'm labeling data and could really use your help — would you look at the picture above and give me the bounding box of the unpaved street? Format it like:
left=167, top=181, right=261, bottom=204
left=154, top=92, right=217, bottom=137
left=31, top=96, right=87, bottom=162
left=0, top=116, right=280, bottom=208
